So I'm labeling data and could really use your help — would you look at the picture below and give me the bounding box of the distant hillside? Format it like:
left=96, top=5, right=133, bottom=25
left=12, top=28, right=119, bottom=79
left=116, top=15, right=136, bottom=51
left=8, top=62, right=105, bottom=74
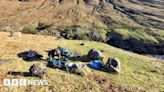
left=0, top=0, right=163, bottom=29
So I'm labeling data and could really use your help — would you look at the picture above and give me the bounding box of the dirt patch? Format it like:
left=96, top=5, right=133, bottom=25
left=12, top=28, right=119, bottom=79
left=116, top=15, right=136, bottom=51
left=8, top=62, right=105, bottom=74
left=88, top=74, right=132, bottom=92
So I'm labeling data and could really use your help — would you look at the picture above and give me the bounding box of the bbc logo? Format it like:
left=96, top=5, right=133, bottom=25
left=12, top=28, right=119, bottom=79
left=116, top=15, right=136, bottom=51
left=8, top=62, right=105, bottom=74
left=3, top=79, right=26, bottom=86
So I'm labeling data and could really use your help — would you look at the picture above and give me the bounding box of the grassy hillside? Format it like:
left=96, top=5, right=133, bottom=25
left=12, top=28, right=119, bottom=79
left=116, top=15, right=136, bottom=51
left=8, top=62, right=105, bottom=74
left=0, top=0, right=163, bottom=29
left=0, top=32, right=163, bottom=92
left=0, top=0, right=163, bottom=55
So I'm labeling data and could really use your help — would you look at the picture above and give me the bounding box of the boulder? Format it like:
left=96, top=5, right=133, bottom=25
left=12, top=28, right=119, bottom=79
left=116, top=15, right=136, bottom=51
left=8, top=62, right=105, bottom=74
left=105, top=58, right=121, bottom=73
left=87, top=49, right=105, bottom=60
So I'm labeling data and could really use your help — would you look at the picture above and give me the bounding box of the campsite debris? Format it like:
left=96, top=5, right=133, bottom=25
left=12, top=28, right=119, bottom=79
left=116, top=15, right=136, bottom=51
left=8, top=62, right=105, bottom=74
left=65, top=63, right=86, bottom=76
left=89, top=60, right=103, bottom=69
left=29, top=64, right=46, bottom=78
left=105, top=58, right=121, bottom=73
left=47, top=58, right=66, bottom=69
left=65, top=63, right=85, bottom=72
left=47, top=58, right=86, bottom=75
left=87, top=49, right=105, bottom=60
left=25, top=50, right=43, bottom=61
left=48, top=47, right=61, bottom=59
left=58, top=47, right=74, bottom=58
left=47, top=47, right=74, bottom=59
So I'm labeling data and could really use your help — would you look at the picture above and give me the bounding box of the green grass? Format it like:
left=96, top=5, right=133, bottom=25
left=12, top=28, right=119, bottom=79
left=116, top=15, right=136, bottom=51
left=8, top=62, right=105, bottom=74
left=108, top=28, right=159, bottom=44
left=0, top=32, right=163, bottom=92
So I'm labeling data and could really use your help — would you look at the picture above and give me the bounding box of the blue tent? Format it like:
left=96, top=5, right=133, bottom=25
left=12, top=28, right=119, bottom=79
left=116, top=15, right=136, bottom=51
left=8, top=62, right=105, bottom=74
left=89, top=60, right=103, bottom=69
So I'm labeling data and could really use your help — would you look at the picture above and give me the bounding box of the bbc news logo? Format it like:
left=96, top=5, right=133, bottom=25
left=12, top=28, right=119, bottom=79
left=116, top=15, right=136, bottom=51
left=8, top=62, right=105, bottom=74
left=3, top=79, right=48, bottom=86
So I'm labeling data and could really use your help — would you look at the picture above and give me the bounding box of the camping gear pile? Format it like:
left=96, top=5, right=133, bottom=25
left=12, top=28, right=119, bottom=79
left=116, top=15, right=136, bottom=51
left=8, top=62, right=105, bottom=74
left=65, top=63, right=85, bottom=72
left=47, top=58, right=66, bottom=69
left=22, top=50, right=43, bottom=61
left=18, top=47, right=121, bottom=78
left=88, top=49, right=104, bottom=69
left=29, top=64, right=46, bottom=78
left=58, top=47, right=74, bottom=58
left=47, top=47, right=82, bottom=73
left=87, top=49, right=121, bottom=73
left=47, top=58, right=85, bottom=75
left=65, top=63, right=86, bottom=76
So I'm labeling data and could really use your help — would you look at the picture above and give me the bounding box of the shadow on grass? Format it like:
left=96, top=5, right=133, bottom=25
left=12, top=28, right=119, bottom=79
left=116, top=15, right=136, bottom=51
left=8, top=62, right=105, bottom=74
left=67, top=55, right=89, bottom=62
left=7, top=71, right=32, bottom=77
left=17, top=51, right=43, bottom=62
left=87, top=64, right=117, bottom=74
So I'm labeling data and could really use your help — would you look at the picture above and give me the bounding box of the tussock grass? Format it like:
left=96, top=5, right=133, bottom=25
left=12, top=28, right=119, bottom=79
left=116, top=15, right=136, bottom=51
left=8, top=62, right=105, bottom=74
left=0, top=32, right=163, bottom=92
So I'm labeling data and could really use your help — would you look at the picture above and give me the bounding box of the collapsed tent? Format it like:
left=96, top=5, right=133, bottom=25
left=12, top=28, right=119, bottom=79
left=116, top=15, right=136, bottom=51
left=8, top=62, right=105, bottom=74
left=18, top=50, right=43, bottom=61
left=47, top=58, right=85, bottom=75
left=105, top=58, right=121, bottom=73
left=29, top=64, right=46, bottom=78
left=89, top=60, right=103, bottom=69
left=59, top=47, right=74, bottom=58
left=47, top=58, right=66, bottom=69
left=87, top=49, right=105, bottom=60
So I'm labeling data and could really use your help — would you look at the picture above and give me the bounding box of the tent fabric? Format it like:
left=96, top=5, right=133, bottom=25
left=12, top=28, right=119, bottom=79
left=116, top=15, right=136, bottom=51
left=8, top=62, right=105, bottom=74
left=48, top=58, right=66, bottom=69
left=59, top=47, right=74, bottom=58
left=89, top=60, right=103, bottom=69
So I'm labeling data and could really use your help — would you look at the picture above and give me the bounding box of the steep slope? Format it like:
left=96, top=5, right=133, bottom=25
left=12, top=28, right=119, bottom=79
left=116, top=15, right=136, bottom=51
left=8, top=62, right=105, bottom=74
left=0, top=32, right=163, bottom=92
left=0, top=0, right=163, bottom=29
left=109, top=0, right=164, bottom=30
left=0, top=0, right=163, bottom=56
